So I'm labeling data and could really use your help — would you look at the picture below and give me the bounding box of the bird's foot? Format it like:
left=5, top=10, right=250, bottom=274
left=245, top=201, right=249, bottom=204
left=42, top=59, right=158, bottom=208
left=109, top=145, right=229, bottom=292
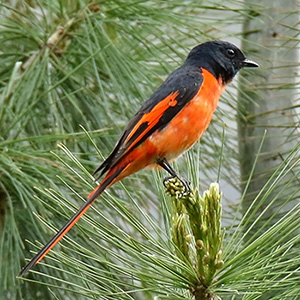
left=163, top=175, right=191, bottom=198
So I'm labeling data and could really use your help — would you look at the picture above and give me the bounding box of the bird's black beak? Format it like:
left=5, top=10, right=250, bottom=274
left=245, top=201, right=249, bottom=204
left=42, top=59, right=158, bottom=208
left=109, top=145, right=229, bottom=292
left=242, top=58, right=259, bottom=68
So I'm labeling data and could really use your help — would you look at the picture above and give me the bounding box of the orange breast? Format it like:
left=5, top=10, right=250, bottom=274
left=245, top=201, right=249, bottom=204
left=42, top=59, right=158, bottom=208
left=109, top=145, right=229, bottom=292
left=110, top=69, right=225, bottom=182
left=147, top=68, right=225, bottom=160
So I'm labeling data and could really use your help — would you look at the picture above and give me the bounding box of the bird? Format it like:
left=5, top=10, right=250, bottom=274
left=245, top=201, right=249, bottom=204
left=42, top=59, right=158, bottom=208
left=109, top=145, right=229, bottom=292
left=19, top=40, right=258, bottom=276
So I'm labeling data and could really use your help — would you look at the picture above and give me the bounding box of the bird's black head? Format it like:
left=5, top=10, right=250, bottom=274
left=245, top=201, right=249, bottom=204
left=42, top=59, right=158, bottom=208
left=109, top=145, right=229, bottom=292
left=185, top=40, right=259, bottom=84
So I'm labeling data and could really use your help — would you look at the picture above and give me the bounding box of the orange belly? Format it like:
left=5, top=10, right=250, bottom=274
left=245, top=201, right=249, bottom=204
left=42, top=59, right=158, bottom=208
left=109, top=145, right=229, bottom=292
left=147, top=68, right=224, bottom=160
left=111, top=69, right=224, bottom=182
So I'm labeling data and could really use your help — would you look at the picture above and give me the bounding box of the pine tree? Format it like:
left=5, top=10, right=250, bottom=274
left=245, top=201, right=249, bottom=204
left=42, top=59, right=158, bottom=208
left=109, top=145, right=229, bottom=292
left=0, top=1, right=299, bottom=299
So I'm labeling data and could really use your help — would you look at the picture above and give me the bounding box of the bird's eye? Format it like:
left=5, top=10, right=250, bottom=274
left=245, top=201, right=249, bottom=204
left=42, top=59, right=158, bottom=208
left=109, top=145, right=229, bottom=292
left=226, top=48, right=235, bottom=58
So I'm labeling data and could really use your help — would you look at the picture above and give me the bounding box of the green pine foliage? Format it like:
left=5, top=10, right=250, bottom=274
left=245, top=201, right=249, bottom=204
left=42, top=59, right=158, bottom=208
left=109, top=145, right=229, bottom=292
left=0, top=1, right=299, bottom=299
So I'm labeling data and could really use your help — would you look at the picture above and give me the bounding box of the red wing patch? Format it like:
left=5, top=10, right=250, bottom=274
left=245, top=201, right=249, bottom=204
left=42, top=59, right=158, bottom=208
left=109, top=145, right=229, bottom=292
left=122, top=91, right=179, bottom=155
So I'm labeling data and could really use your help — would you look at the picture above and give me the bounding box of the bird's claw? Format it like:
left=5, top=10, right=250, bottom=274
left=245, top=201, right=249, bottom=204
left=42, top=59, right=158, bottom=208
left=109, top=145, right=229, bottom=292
left=163, top=175, right=191, bottom=197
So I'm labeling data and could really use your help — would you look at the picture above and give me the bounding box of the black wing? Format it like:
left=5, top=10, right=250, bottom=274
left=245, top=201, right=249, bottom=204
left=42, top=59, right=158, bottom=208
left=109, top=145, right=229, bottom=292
left=94, top=63, right=203, bottom=179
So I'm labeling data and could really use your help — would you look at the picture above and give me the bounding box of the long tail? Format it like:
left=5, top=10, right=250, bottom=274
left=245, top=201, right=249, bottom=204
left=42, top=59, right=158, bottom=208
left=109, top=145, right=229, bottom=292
left=18, top=168, right=124, bottom=277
